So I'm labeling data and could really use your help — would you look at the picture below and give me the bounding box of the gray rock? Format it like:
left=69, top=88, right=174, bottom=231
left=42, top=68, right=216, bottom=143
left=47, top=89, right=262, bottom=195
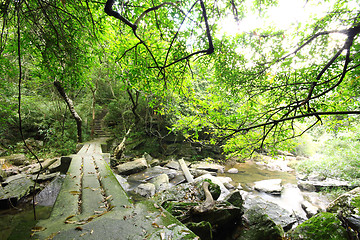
left=227, top=168, right=238, bottom=174
left=225, top=190, right=244, bottom=209
left=169, top=174, right=186, bottom=186
left=191, top=162, right=224, bottom=173
left=164, top=160, right=181, bottom=170
left=194, top=174, right=230, bottom=201
left=346, top=215, right=360, bottom=233
left=135, top=183, right=156, bottom=198
left=297, top=181, right=317, bottom=191
left=298, top=178, right=356, bottom=192
left=148, top=158, right=160, bottom=167
left=243, top=194, right=297, bottom=231
left=142, top=152, right=153, bottom=162
left=150, top=173, right=170, bottom=192
left=308, top=172, right=326, bottom=181
left=190, top=169, right=217, bottom=178
left=32, top=172, right=60, bottom=181
left=224, top=182, right=235, bottom=190
left=238, top=206, right=284, bottom=240
left=30, top=158, right=58, bottom=174
left=0, top=175, right=34, bottom=208
left=128, top=166, right=178, bottom=182
left=254, top=179, right=283, bottom=195
left=116, top=158, right=148, bottom=175
left=2, top=154, right=27, bottom=166
left=2, top=173, right=28, bottom=186
left=326, top=187, right=360, bottom=216
left=301, top=200, right=319, bottom=218
left=35, top=175, right=65, bottom=206
left=115, top=174, right=130, bottom=191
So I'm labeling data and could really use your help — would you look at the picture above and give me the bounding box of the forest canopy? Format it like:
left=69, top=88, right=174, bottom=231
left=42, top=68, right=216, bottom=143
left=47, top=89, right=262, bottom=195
left=0, top=0, right=359, bottom=157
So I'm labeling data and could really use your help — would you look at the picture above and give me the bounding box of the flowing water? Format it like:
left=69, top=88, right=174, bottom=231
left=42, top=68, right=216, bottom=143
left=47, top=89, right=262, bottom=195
left=219, top=160, right=319, bottom=218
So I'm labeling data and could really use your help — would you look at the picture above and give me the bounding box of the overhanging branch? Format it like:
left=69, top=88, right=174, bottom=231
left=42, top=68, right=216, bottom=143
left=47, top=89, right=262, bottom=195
left=233, top=111, right=360, bottom=133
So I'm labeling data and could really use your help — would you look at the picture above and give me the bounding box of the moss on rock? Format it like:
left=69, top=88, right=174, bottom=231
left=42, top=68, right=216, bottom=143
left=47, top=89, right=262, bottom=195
left=287, top=212, right=348, bottom=240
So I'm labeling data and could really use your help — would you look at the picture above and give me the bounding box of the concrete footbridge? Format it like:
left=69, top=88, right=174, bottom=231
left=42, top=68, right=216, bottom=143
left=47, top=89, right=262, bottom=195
left=33, top=138, right=197, bottom=239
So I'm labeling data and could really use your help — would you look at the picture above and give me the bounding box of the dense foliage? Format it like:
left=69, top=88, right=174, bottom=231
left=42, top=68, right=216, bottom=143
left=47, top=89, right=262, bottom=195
left=0, top=0, right=359, bottom=159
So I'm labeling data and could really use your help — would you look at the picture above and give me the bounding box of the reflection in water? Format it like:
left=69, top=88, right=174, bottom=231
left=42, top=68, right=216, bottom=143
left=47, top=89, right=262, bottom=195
left=0, top=204, right=52, bottom=240
left=220, top=161, right=297, bottom=187
left=219, top=160, right=308, bottom=218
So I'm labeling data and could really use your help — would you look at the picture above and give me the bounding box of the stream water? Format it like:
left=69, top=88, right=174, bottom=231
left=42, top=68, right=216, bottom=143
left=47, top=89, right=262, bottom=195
left=219, top=160, right=331, bottom=219
left=0, top=205, right=52, bottom=240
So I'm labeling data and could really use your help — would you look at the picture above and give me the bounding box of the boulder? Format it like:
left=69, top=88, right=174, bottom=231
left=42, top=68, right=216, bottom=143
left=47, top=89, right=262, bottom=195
left=225, top=190, right=244, bottom=209
left=287, top=212, right=348, bottom=240
left=254, top=179, right=283, bottom=195
left=227, top=168, right=238, bottom=174
left=237, top=206, right=284, bottom=240
left=150, top=173, right=170, bottom=192
left=148, top=158, right=160, bottom=167
left=163, top=200, right=243, bottom=240
left=30, top=158, right=58, bottom=174
left=134, top=183, right=156, bottom=198
left=346, top=215, right=360, bottom=233
left=308, top=172, right=326, bottom=181
left=0, top=174, right=34, bottom=208
left=142, top=152, right=153, bottom=162
left=326, top=187, right=360, bottom=216
left=35, top=175, right=65, bottom=206
left=154, top=183, right=203, bottom=203
left=191, top=162, right=224, bottom=173
left=243, top=194, right=297, bottom=231
left=128, top=166, right=178, bottom=182
left=2, top=174, right=28, bottom=186
left=194, top=174, right=230, bottom=201
left=190, top=169, right=216, bottom=178
left=31, top=172, right=60, bottom=181
left=2, top=154, right=27, bottom=166
left=298, top=178, right=356, bottom=192
left=116, top=158, right=148, bottom=175
left=301, top=200, right=319, bottom=218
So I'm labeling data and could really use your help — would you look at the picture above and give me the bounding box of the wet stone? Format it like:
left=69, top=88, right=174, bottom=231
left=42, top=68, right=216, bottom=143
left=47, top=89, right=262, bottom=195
left=0, top=175, right=34, bottom=209
left=227, top=168, right=239, bottom=174
left=116, top=158, right=148, bottom=175
left=128, top=166, right=178, bottom=182
left=254, top=179, right=283, bottom=195
left=35, top=175, right=65, bottom=206
left=135, top=183, right=156, bottom=198
left=150, top=173, right=170, bottom=192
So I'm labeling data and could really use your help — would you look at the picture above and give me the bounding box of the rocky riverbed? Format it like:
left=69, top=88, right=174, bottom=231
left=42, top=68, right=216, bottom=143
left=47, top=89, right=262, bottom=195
left=110, top=152, right=359, bottom=239
left=1, top=150, right=359, bottom=239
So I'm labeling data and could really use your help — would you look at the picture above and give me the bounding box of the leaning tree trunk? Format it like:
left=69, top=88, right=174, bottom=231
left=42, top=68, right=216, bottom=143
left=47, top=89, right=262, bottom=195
left=54, top=80, right=83, bottom=143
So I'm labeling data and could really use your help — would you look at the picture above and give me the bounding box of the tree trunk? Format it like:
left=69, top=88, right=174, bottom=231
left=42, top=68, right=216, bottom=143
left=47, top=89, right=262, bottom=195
left=54, top=80, right=83, bottom=143
left=90, top=87, right=97, bottom=138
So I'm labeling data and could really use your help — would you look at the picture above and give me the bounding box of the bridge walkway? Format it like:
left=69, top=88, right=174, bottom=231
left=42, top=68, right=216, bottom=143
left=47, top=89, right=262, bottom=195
left=33, top=138, right=197, bottom=239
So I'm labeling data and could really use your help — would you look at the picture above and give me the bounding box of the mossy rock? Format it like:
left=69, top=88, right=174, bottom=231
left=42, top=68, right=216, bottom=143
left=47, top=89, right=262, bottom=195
left=237, top=207, right=284, bottom=240
left=287, top=212, right=348, bottom=240
left=162, top=201, right=198, bottom=217
left=200, top=179, right=221, bottom=200
left=326, top=187, right=360, bottom=216
left=186, top=221, right=212, bottom=240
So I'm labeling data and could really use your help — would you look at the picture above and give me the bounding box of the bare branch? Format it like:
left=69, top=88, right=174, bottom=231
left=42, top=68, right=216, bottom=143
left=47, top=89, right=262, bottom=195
left=233, top=111, right=360, bottom=133
left=104, top=0, right=137, bottom=30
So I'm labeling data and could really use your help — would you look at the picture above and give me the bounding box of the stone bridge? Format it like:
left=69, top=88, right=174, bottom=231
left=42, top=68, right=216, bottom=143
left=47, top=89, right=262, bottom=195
left=33, top=138, right=197, bottom=239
